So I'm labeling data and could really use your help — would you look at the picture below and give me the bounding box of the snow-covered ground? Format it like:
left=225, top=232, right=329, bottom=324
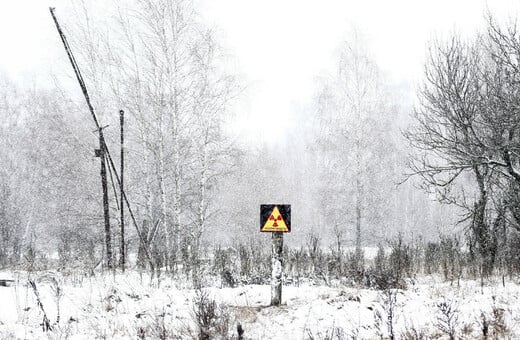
left=0, top=271, right=519, bottom=339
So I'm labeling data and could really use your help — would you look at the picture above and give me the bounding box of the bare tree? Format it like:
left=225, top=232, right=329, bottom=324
left=404, top=27, right=519, bottom=275
left=186, top=29, right=240, bottom=284
left=483, top=17, right=520, bottom=231
left=314, top=33, right=400, bottom=265
left=60, top=0, right=240, bottom=277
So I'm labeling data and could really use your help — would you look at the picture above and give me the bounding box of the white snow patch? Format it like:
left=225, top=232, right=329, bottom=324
left=0, top=271, right=519, bottom=339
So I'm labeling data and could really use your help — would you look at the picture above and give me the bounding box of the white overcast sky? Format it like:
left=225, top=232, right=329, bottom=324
left=1, top=0, right=519, bottom=143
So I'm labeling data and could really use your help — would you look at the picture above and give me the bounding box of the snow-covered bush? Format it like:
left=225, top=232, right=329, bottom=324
left=192, top=289, right=231, bottom=339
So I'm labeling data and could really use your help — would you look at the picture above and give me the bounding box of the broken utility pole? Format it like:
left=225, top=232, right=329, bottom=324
left=49, top=6, right=156, bottom=272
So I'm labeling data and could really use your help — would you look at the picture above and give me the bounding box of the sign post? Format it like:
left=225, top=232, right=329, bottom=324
left=261, top=204, right=291, bottom=306
left=271, top=232, right=283, bottom=305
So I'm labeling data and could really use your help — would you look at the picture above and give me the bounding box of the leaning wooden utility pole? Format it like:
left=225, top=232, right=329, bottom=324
left=48, top=7, right=117, bottom=268
left=49, top=6, right=155, bottom=272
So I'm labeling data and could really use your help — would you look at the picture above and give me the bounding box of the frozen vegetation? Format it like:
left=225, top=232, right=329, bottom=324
left=1, top=252, right=520, bottom=339
left=2, top=1, right=520, bottom=339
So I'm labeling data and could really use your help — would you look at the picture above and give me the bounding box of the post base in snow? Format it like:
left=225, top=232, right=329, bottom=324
left=271, top=232, right=284, bottom=306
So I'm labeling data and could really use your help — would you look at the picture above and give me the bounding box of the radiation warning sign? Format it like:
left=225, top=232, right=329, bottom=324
left=260, top=204, right=291, bottom=232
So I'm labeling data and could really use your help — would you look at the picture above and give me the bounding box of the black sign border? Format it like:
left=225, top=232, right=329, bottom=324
left=260, top=204, right=291, bottom=232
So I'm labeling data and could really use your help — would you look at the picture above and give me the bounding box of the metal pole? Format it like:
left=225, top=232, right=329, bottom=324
left=271, top=232, right=283, bottom=306
left=119, top=110, right=125, bottom=271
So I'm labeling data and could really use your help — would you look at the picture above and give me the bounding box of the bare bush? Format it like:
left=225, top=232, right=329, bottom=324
left=439, top=236, right=462, bottom=284
left=374, top=244, right=386, bottom=274
left=389, top=233, right=412, bottom=282
left=136, top=310, right=172, bottom=340
left=212, top=245, right=236, bottom=288
left=192, top=289, right=230, bottom=339
left=434, top=298, right=459, bottom=340
left=373, top=289, right=399, bottom=340
left=479, top=297, right=509, bottom=339
left=424, top=242, right=440, bottom=275
left=305, top=326, right=347, bottom=340
left=490, top=303, right=508, bottom=337
left=381, top=289, right=398, bottom=340
left=307, top=233, right=324, bottom=277
left=400, top=320, right=428, bottom=340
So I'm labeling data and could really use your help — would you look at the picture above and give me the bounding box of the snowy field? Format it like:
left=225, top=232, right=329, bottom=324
left=1, top=271, right=519, bottom=339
